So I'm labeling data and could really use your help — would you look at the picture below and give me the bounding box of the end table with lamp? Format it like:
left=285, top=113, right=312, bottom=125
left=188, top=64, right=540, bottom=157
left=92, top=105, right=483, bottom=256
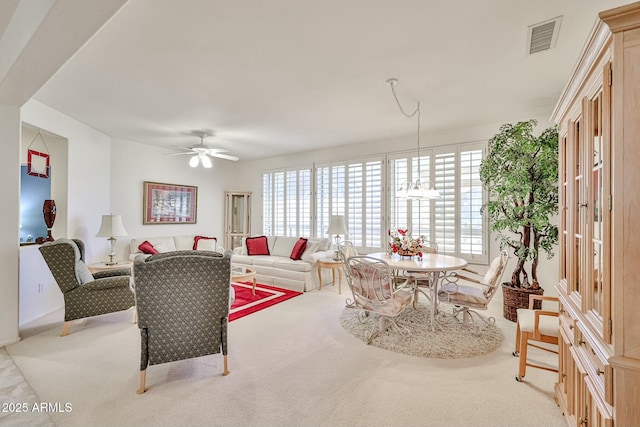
left=326, top=215, right=348, bottom=261
left=317, top=258, right=344, bottom=294
left=96, top=214, right=128, bottom=265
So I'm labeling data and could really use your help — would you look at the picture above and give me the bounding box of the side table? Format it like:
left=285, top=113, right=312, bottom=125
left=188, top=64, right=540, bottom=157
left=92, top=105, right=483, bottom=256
left=231, top=266, right=257, bottom=295
left=89, top=261, right=133, bottom=274
left=317, top=259, right=344, bottom=294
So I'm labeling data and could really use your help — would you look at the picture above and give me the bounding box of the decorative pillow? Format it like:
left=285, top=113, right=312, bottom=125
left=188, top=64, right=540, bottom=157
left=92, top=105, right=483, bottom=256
left=246, top=235, right=270, bottom=256
left=138, top=240, right=158, bottom=255
left=300, top=242, right=321, bottom=262
left=290, top=238, right=308, bottom=260
left=51, top=238, right=95, bottom=284
left=76, top=261, right=95, bottom=285
left=193, top=235, right=217, bottom=251
left=154, top=243, right=171, bottom=253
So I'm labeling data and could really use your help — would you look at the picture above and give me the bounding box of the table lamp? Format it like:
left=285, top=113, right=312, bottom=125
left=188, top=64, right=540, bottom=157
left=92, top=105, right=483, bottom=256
left=326, top=215, right=348, bottom=261
left=96, top=214, right=128, bottom=265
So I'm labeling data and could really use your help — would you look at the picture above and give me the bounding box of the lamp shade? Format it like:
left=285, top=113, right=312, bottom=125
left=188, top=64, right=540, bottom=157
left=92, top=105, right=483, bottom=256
left=326, top=215, right=348, bottom=235
left=96, top=214, right=128, bottom=238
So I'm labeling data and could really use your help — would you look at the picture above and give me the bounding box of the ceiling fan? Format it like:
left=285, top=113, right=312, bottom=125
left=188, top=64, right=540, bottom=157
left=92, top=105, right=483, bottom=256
left=168, top=132, right=239, bottom=168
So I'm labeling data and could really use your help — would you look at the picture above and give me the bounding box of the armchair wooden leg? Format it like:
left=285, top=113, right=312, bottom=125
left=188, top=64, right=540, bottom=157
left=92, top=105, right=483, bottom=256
left=516, top=331, right=530, bottom=382
left=223, top=355, right=229, bottom=376
left=137, top=370, right=146, bottom=394
left=133, top=309, right=138, bottom=324
left=513, top=322, right=522, bottom=356
left=60, top=321, right=71, bottom=337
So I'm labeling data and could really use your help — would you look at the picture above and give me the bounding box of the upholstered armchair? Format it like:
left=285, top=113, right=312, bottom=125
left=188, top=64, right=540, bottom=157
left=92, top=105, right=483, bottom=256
left=344, top=256, right=415, bottom=344
left=39, top=238, right=135, bottom=336
left=133, top=250, right=231, bottom=394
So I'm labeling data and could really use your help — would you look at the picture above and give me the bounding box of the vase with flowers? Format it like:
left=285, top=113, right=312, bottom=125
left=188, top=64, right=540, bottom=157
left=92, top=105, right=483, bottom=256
left=388, top=229, right=425, bottom=258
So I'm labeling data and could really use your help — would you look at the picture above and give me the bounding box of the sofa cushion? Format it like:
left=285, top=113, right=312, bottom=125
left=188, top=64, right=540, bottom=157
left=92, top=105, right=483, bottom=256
left=246, top=236, right=270, bottom=255
left=251, top=256, right=277, bottom=267
left=274, top=258, right=313, bottom=272
left=308, top=238, right=331, bottom=251
left=173, top=235, right=195, bottom=251
left=290, top=238, right=308, bottom=260
left=271, top=236, right=299, bottom=257
left=138, top=240, right=158, bottom=255
left=231, top=254, right=255, bottom=265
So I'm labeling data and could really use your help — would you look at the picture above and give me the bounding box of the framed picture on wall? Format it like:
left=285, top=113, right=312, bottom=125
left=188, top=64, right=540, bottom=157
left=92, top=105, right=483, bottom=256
left=27, top=149, right=50, bottom=178
left=143, top=181, right=197, bottom=224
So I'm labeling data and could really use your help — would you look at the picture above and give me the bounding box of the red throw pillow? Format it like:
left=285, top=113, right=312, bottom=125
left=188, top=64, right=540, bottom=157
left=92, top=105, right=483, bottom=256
left=138, top=240, right=158, bottom=255
left=246, top=236, right=270, bottom=256
left=290, top=237, right=308, bottom=260
left=193, top=235, right=217, bottom=250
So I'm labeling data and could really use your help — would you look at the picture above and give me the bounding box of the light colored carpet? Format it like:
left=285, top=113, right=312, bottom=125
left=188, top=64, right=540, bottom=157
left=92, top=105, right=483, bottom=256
left=340, top=303, right=504, bottom=358
left=0, top=348, right=54, bottom=427
left=5, top=286, right=564, bottom=427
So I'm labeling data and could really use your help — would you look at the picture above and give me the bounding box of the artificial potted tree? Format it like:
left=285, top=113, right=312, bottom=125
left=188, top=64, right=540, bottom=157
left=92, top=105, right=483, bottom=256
left=479, top=119, right=559, bottom=321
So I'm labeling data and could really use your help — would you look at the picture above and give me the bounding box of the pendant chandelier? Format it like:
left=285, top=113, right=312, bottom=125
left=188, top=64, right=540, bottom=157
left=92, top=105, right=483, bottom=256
left=387, top=78, right=441, bottom=201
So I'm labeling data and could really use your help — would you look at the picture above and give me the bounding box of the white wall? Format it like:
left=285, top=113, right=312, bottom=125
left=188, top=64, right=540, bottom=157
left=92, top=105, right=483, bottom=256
left=110, top=138, right=234, bottom=259
left=233, top=114, right=559, bottom=294
left=0, top=104, right=22, bottom=346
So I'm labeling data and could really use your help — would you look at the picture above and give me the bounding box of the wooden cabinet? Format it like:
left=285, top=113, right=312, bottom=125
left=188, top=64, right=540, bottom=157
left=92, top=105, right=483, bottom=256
left=551, top=3, right=640, bottom=426
left=224, top=191, right=251, bottom=250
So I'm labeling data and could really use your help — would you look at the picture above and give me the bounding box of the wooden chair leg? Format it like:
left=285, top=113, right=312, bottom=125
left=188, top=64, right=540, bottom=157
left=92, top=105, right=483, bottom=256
left=133, top=309, right=138, bottom=324
left=137, top=370, right=146, bottom=394
left=60, top=321, right=71, bottom=337
left=513, top=322, right=522, bottom=356
left=223, top=355, right=229, bottom=376
left=516, top=331, right=530, bottom=381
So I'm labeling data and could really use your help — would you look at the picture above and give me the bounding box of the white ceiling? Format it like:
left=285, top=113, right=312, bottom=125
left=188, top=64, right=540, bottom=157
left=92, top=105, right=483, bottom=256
left=28, top=0, right=635, bottom=160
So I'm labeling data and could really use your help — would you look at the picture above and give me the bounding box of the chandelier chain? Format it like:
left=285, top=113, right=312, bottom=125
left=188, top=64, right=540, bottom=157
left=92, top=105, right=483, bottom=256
left=389, top=81, right=422, bottom=169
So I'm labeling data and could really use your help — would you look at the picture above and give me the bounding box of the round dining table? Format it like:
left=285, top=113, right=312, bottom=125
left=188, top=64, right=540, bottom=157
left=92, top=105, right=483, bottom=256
left=367, top=252, right=468, bottom=331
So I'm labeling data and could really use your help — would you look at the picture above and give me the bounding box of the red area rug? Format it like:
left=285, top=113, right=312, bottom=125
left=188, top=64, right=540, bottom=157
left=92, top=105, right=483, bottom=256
left=229, top=282, right=302, bottom=322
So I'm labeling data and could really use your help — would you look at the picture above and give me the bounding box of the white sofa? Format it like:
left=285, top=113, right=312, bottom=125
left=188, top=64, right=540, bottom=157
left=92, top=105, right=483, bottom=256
left=231, top=236, right=334, bottom=292
left=127, top=235, right=220, bottom=261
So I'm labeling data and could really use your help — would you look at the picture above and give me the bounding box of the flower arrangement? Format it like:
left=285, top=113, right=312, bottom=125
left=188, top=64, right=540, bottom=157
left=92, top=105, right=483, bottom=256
left=388, top=228, right=425, bottom=257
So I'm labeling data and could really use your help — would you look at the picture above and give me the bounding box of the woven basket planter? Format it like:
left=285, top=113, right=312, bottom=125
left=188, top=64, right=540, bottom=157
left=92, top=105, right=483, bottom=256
left=501, top=283, right=544, bottom=322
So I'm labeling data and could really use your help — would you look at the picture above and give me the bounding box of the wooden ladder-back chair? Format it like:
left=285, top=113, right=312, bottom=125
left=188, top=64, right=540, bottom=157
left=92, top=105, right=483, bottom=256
left=437, top=250, right=509, bottom=325
left=513, top=294, right=559, bottom=382
left=343, top=256, right=415, bottom=344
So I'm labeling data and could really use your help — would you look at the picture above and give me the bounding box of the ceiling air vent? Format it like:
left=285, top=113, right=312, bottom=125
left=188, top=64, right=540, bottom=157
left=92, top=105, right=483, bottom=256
left=526, top=16, right=562, bottom=55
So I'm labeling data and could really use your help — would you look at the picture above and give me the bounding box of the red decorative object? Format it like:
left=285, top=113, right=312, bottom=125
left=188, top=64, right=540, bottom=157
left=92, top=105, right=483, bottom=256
left=246, top=236, right=270, bottom=255
left=42, top=199, right=56, bottom=242
left=290, top=237, right=308, bottom=260
left=138, top=241, right=158, bottom=255
left=27, top=149, right=50, bottom=178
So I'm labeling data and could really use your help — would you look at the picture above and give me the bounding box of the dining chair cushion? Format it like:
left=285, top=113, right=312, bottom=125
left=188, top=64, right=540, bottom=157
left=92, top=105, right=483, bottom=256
left=357, top=287, right=412, bottom=317
left=481, top=254, right=505, bottom=290
left=516, top=308, right=559, bottom=337
left=439, top=282, right=487, bottom=307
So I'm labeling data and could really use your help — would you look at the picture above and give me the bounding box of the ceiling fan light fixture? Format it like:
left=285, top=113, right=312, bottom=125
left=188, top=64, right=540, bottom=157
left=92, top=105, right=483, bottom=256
left=189, top=155, right=199, bottom=168
left=201, top=154, right=212, bottom=168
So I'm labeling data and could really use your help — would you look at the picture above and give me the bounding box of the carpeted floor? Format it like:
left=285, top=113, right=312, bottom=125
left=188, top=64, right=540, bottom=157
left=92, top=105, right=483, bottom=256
left=4, top=285, right=564, bottom=427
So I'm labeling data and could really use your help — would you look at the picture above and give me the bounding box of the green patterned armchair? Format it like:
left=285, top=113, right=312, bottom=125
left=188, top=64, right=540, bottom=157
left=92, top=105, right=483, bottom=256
left=133, top=250, right=231, bottom=394
left=39, top=238, right=135, bottom=336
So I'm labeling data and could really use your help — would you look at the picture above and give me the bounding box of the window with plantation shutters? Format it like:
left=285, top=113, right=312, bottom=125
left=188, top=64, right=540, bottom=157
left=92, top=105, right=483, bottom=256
left=262, top=167, right=312, bottom=237
left=262, top=143, right=485, bottom=262
left=388, top=142, right=487, bottom=262
left=316, top=156, right=384, bottom=251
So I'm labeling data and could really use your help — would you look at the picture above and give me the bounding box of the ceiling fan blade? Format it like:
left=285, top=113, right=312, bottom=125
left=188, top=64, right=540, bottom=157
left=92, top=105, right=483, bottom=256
left=170, top=145, right=195, bottom=152
left=209, top=152, right=239, bottom=161
left=165, top=151, right=195, bottom=156
left=204, top=148, right=229, bottom=154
